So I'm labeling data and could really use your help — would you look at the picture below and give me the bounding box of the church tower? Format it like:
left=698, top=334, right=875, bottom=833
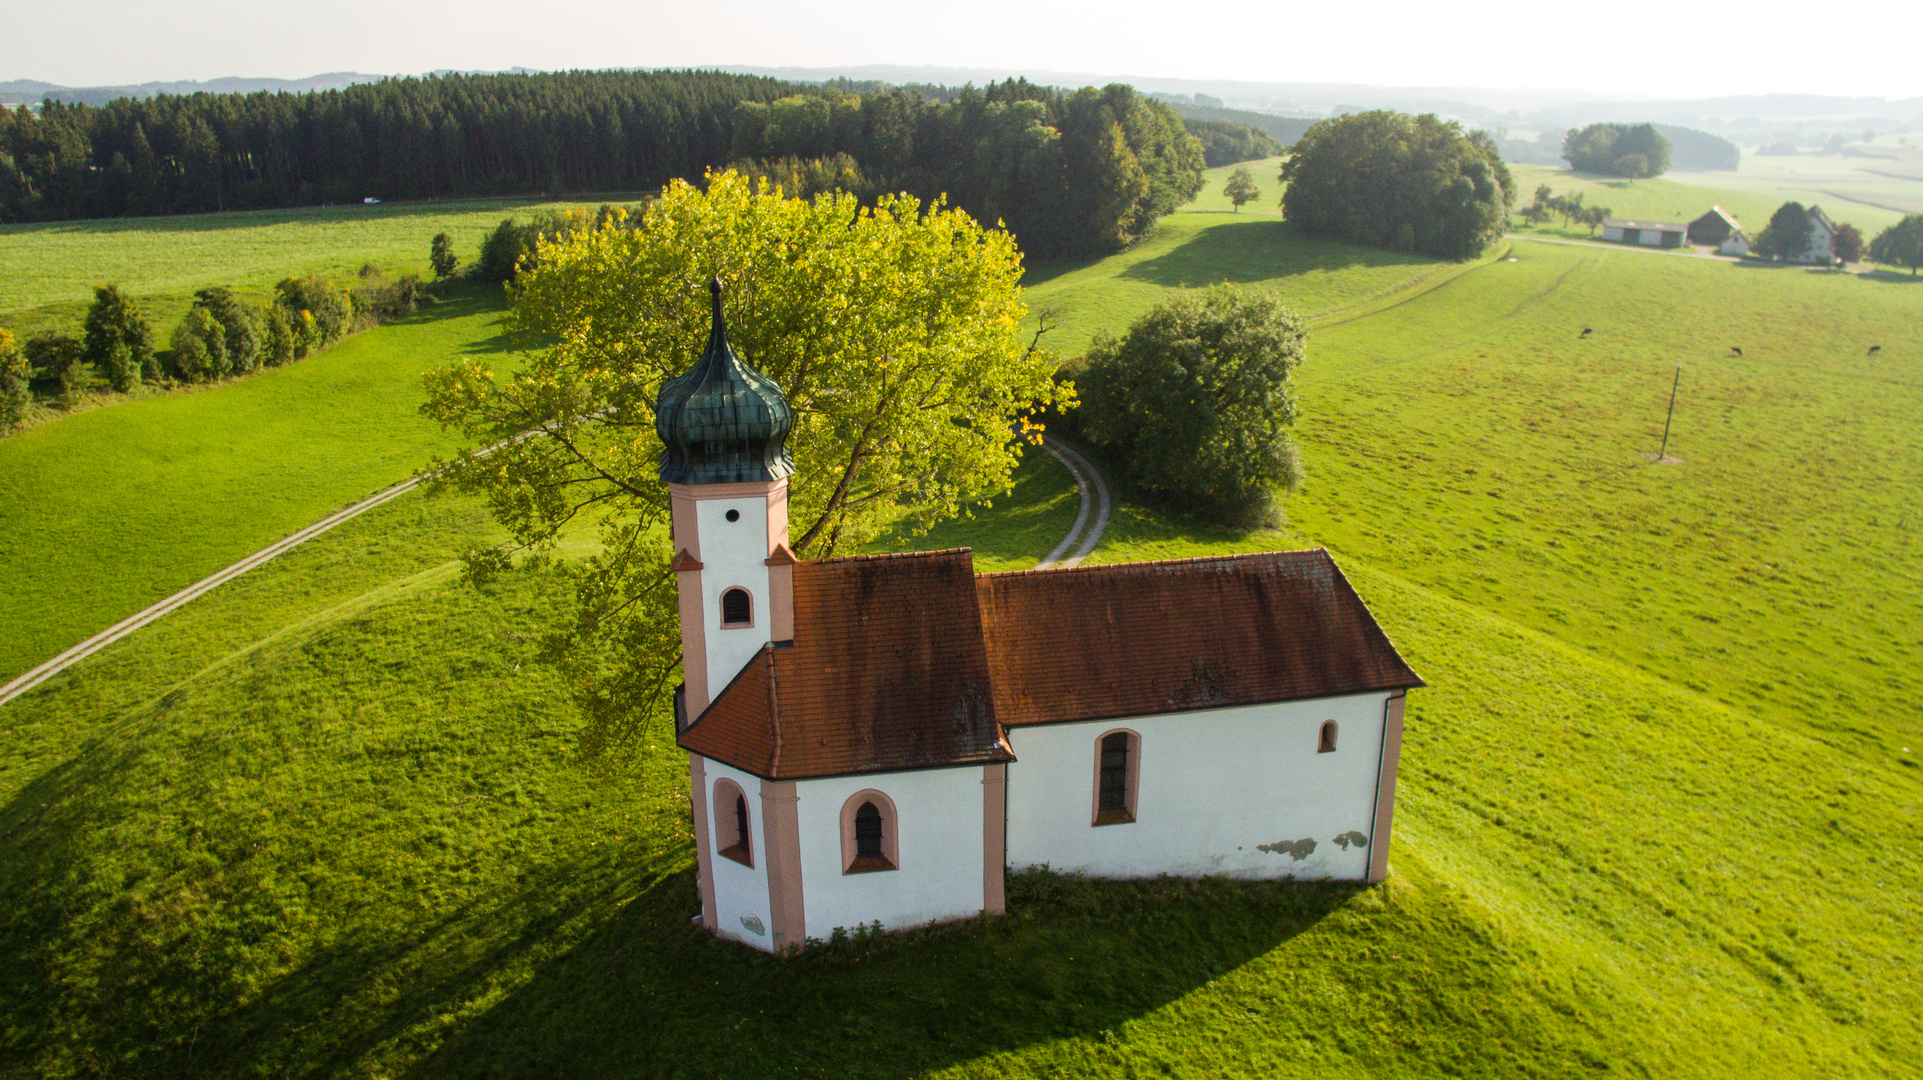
left=656, top=278, right=798, bottom=725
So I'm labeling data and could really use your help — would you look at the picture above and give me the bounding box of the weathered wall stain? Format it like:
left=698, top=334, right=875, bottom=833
left=1258, top=838, right=1318, bottom=861
left=1333, top=830, right=1369, bottom=850
left=740, top=914, right=766, bottom=936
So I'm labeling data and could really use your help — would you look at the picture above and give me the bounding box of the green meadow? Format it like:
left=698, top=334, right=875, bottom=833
left=1506, top=161, right=1912, bottom=244
left=2, top=170, right=1922, bottom=1077
left=0, top=285, right=510, bottom=682
left=0, top=195, right=630, bottom=339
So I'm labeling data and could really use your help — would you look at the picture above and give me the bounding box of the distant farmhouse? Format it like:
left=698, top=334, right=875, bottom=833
left=1787, top=205, right=1844, bottom=264
left=1601, top=218, right=1688, bottom=249
left=662, top=281, right=1423, bottom=953
left=1688, top=206, right=1750, bottom=255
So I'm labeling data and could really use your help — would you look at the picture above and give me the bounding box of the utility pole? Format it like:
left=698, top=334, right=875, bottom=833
left=1658, top=364, right=1681, bottom=461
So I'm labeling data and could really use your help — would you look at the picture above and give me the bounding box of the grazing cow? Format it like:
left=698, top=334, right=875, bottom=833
left=1730, top=346, right=1744, bottom=357
left=1579, top=327, right=1593, bottom=338
left=1868, top=345, right=1882, bottom=355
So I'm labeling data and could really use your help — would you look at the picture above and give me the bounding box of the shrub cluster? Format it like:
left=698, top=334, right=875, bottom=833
left=1075, top=285, right=1306, bottom=529
left=1280, top=111, right=1513, bottom=260
left=2, top=264, right=431, bottom=430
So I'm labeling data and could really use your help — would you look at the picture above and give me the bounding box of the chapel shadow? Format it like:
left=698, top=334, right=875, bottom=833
left=405, top=867, right=1363, bottom=1079
left=1118, top=220, right=1429, bottom=289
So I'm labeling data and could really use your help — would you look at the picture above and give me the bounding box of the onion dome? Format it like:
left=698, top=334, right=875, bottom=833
left=655, top=278, right=795, bottom=485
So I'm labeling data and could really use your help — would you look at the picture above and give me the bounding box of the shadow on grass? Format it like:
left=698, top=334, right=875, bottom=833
left=1118, top=220, right=1429, bottom=289
left=0, top=730, right=1356, bottom=1080
left=406, top=869, right=1360, bottom=1079
left=870, top=449, right=1079, bottom=569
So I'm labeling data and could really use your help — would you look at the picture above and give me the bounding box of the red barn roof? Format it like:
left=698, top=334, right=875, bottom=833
left=678, top=548, right=1422, bottom=781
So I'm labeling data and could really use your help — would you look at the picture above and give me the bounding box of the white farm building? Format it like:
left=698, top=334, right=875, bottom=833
left=662, top=280, right=1423, bottom=952
left=1601, top=218, right=1688, bottom=248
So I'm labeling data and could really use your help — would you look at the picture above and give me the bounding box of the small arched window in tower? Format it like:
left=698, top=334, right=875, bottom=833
left=1318, top=720, right=1339, bottom=754
left=1093, top=729, right=1139, bottom=826
left=714, top=778, right=752, bottom=867
left=721, top=587, right=752, bottom=627
left=841, top=790, right=898, bottom=873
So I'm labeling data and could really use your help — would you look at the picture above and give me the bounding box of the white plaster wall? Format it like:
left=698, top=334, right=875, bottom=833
left=696, top=496, right=773, bottom=700
left=794, top=767, right=985, bottom=940
left=1004, top=692, right=1391, bottom=881
left=1602, top=225, right=1625, bottom=242
left=1639, top=230, right=1664, bottom=247
left=702, top=758, right=775, bottom=950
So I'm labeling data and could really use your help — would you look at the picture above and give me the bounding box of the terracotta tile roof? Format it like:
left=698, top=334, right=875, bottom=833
left=678, top=549, right=1012, bottom=780
left=680, top=547, right=1421, bottom=779
left=976, top=550, right=1422, bottom=727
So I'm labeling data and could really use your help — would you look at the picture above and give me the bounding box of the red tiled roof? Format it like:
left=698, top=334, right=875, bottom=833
left=678, top=549, right=1012, bottom=780
left=976, top=550, right=1422, bottom=727
left=679, top=547, right=1422, bottom=779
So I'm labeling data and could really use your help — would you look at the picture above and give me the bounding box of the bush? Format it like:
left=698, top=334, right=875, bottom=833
left=475, top=218, right=534, bottom=284
left=353, top=273, right=428, bottom=323
left=1077, top=285, right=1306, bottom=528
left=261, top=302, right=295, bottom=366
left=82, top=284, right=155, bottom=392
left=169, top=307, right=228, bottom=381
left=430, top=232, right=459, bottom=279
left=1280, top=111, right=1512, bottom=260
left=0, top=327, right=28, bottom=429
left=193, top=287, right=261, bottom=374
left=275, top=275, right=352, bottom=345
left=24, top=331, right=89, bottom=400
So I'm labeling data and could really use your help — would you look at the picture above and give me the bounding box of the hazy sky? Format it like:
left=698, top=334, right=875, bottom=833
left=5, top=0, right=1918, bottom=101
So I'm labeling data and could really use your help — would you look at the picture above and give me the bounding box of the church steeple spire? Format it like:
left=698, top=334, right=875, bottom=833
left=655, top=277, right=795, bottom=485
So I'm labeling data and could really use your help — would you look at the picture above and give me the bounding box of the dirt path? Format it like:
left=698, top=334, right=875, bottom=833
left=2, top=434, right=1117, bottom=708
left=1034, top=436, right=1111, bottom=570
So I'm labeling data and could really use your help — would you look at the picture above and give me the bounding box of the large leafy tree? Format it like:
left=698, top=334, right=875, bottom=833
left=1223, top=167, right=1261, bottom=211
left=1562, top=123, right=1672, bottom=178
left=1280, top=110, right=1513, bottom=260
left=1869, top=214, right=1923, bottom=275
left=1078, top=284, right=1305, bottom=529
left=81, top=284, right=154, bottom=392
left=420, top=172, right=1064, bottom=753
left=1755, top=201, right=1814, bottom=261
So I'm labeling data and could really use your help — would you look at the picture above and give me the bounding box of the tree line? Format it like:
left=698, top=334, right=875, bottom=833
left=0, top=70, right=1214, bottom=258
left=0, top=268, right=431, bottom=431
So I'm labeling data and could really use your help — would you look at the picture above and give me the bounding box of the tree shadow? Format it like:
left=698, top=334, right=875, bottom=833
left=871, top=450, right=1079, bottom=569
left=0, top=717, right=1356, bottom=1080
left=1117, top=220, right=1429, bottom=289
left=405, top=868, right=1361, bottom=1079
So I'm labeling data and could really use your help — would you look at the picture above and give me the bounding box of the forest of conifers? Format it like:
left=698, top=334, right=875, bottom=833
left=0, top=70, right=1226, bottom=258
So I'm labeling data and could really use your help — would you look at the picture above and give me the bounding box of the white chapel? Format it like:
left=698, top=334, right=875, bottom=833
left=661, top=280, right=1422, bottom=953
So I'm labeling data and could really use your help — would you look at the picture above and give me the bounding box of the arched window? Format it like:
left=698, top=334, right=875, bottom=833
left=840, top=789, right=898, bottom=873
left=720, top=587, right=752, bottom=627
left=1318, top=720, right=1338, bottom=754
left=713, top=778, right=752, bottom=866
left=1091, top=728, right=1140, bottom=826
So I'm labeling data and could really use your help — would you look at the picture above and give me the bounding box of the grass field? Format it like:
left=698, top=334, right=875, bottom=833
left=1507, top=161, right=1915, bottom=245
left=3, top=165, right=1922, bottom=1076
left=0, top=285, right=510, bottom=682
left=0, top=195, right=638, bottom=339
